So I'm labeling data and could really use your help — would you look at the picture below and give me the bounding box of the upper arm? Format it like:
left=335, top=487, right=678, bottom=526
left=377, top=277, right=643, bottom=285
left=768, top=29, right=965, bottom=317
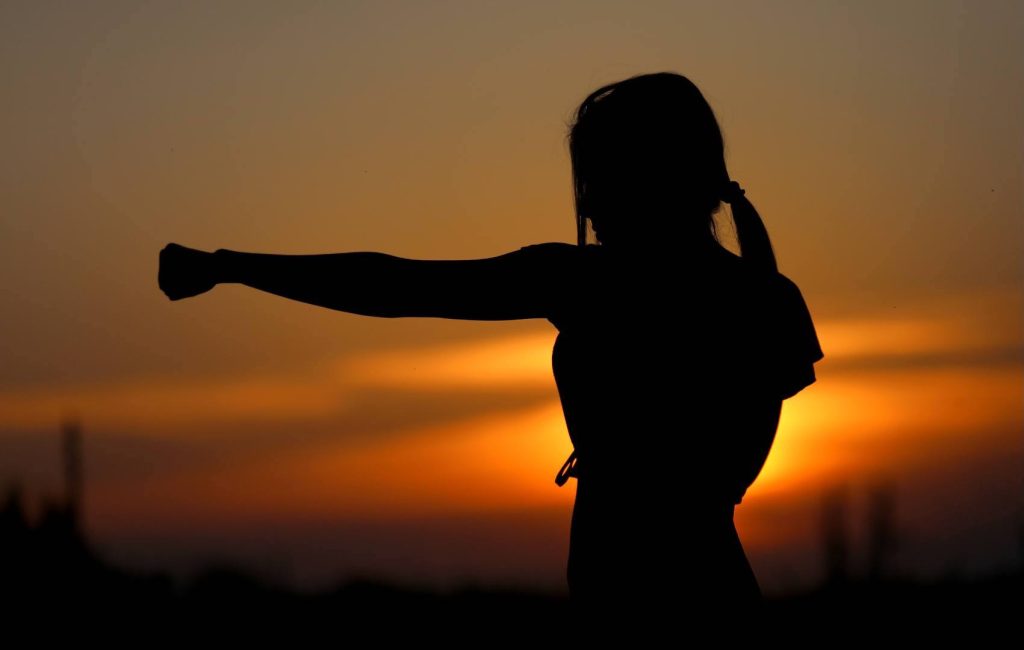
left=373, top=242, right=579, bottom=321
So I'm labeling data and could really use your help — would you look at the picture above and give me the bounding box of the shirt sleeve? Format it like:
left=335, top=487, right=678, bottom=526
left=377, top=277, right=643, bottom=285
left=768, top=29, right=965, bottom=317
left=766, top=274, right=825, bottom=400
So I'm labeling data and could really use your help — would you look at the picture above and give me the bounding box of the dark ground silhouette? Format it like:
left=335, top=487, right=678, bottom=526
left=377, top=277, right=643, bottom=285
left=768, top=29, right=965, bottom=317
left=3, top=450, right=1020, bottom=631
left=3, top=478, right=1020, bottom=630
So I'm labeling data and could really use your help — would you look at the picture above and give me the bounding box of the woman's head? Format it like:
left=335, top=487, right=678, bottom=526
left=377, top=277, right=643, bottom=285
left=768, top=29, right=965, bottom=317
left=567, top=71, right=777, bottom=272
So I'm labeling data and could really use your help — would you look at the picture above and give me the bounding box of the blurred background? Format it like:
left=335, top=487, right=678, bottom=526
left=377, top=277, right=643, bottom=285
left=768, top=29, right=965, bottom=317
left=1, top=0, right=1021, bottom=619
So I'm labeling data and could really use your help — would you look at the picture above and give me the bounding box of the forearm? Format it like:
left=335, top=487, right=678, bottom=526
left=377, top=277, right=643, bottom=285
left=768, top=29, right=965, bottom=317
left=210, top=243, right=561, bottom=321
left=214, top=248, right=417, bottom=317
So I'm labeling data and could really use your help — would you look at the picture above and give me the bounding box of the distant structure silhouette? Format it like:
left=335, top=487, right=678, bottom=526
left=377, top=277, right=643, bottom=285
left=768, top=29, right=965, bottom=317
left=866, top=482, right=899, bottom=582
left=821, top=484, right=852, bottom=587
left=158, top=71, right=825, bottom=619
left=62, top=416, right=84, bottom=537
left=1, top=419, right=102, bottom=606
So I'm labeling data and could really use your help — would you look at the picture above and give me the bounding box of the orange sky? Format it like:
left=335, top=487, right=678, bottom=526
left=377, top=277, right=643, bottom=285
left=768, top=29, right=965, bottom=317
left=1, top=1, right=1021, bottom=594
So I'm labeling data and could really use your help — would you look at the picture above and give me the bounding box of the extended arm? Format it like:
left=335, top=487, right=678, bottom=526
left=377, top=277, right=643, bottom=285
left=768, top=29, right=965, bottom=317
left=210, top=243, right=574, bottom=321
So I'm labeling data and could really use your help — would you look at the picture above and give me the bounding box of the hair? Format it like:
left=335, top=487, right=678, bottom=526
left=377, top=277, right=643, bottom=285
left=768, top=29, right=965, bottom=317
left=567, top=71, right=778, bottom=273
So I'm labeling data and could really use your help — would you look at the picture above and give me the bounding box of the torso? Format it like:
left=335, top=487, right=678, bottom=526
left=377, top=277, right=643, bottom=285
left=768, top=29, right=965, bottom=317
left=549, top=242, right=778, bottom=602
left=550, top=243, right=773, bottom=498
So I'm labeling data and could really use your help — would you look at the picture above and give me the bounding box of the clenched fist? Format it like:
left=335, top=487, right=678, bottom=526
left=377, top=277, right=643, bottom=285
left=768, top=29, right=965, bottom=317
left=158, top=243, right=219, bottom=301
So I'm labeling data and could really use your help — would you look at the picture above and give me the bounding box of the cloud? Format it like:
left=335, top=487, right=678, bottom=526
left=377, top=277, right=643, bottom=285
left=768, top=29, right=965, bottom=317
left=2, top=295, right=1019, bottom=439
left=0, top=331, right=559, bottom=434
left=812, top=288, right=1021, bottom=373
left=336, top=330, right=558, bottom=389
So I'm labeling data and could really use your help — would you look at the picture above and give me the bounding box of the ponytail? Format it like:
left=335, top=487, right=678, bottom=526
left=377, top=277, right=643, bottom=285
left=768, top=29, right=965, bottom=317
left=723, top=180, right=778, bottom=274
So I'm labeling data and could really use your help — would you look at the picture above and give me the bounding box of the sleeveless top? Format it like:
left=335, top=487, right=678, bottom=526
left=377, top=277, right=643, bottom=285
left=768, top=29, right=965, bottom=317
left=514, top=241, right=825, bottom=505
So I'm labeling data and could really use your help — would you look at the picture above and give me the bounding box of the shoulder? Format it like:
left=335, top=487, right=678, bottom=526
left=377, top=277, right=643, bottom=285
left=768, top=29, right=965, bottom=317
left=518, top=241, right=582, bottom=255
left=769, top=271, right=804, bottom=298
left=724, top=249, right=803, bottom=299
left=730, top=261, right=817, bottom=325
left=736, top=267, right=810, bottom=315
left=515, top=241, right=590, bottom=268
left=771, top=271, right=815, bottom=316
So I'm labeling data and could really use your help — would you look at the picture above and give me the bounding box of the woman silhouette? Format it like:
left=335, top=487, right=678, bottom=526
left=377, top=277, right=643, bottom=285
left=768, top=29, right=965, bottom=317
left=158, top=72, right=824, bottom=616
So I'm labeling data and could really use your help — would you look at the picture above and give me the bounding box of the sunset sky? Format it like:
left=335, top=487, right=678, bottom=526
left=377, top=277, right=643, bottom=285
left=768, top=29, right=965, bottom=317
left=1, top=0, right=1021, bottom=595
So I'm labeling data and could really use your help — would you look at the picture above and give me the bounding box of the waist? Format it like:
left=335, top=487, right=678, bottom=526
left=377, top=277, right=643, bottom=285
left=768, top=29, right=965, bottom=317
left=557, top=450, right=744, bottom=509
